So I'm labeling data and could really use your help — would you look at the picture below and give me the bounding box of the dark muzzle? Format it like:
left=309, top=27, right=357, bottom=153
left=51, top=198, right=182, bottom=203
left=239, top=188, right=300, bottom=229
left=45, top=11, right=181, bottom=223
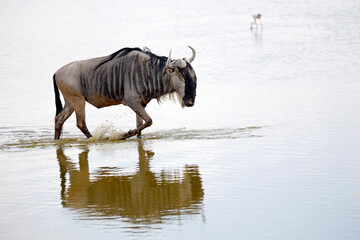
left=183, top=98, right=195, bottom=107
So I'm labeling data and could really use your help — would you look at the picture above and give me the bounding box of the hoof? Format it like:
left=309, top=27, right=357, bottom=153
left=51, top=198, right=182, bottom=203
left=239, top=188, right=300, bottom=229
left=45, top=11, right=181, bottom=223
left=120, top=134, right=130, bottom=140
left=120, top=130, right=135, bottom=140
left=137, top=132, right=142, bottom=139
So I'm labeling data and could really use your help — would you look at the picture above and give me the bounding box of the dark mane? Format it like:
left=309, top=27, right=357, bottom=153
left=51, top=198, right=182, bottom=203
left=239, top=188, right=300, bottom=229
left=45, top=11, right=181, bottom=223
left=93, top=47, right=168, bottom=71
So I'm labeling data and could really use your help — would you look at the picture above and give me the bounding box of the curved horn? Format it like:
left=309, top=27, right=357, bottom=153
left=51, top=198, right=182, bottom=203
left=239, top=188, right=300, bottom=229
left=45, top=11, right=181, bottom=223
left=166, top=49, right=172, bottom=67
left=142, top=46, right=151, bottom=52
left=188, top=46, right=196, bottom=62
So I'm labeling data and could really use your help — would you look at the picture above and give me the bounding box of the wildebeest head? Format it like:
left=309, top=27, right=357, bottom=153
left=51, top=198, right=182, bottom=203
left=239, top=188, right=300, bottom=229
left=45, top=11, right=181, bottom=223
left=165, top=46, right=197, bottom=108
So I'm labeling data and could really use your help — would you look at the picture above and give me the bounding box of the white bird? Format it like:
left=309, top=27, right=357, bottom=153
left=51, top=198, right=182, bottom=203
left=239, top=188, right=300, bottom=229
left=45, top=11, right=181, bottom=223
left=250, top=13, right=263, bottom=30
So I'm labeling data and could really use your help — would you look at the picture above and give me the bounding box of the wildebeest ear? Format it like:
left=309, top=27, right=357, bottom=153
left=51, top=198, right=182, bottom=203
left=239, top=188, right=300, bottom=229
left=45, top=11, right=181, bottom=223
left=183, top=57, right=190, bottom=64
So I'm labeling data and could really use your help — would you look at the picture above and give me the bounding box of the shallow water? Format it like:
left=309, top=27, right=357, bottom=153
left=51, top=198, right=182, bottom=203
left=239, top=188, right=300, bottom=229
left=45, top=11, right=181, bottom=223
left=1, top=0, right=360, bottom=239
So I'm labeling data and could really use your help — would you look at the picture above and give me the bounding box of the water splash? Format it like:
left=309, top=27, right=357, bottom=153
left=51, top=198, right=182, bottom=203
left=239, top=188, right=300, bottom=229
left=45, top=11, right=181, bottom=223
left=87, top=122, right=127, bottom=141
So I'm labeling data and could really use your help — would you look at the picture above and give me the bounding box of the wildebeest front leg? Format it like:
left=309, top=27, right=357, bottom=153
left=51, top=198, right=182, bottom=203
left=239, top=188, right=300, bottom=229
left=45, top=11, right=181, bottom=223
left=136, top=114, right=143, bottom=138
left=122, top=102, right=152, bottom=140
left=135, top=103, right=147, bottom=138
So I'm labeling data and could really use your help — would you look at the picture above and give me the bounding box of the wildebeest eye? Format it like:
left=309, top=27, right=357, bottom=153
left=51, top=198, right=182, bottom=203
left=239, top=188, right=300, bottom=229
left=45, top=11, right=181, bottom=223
left=166, top=68, right=175, bottom=75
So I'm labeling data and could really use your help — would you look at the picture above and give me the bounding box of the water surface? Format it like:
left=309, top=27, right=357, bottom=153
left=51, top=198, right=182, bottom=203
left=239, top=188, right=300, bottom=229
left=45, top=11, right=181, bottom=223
left=1, top=0, right=360, bottom=239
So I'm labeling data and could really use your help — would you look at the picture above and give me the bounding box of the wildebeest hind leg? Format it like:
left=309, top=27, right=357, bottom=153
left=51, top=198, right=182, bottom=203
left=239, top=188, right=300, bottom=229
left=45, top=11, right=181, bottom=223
left=69, top=97, right=92, bottom=138
left=54, top=100, right=74, bottom=139
left=122, top=102, right=152, bottom=140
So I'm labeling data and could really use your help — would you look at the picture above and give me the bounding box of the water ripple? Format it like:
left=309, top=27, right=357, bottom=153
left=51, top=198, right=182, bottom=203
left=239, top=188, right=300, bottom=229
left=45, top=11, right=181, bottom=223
left=0, top=126, right=263, bottom=150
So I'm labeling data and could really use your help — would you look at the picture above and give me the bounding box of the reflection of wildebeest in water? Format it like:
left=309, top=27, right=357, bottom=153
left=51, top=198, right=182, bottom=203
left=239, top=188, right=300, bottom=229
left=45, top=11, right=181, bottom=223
left=57, top=141, right=204, bottom=222
left=53, top=46, right=197, bottom=140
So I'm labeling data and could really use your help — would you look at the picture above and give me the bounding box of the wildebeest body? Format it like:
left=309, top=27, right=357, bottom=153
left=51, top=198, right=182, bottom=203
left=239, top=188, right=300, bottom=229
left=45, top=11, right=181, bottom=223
left=53, top=47, right=197, bottom=140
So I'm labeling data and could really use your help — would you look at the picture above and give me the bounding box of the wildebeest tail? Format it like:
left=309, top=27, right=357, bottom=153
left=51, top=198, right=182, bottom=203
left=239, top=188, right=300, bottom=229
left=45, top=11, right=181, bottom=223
left=53, top=74, right=63, bottom=116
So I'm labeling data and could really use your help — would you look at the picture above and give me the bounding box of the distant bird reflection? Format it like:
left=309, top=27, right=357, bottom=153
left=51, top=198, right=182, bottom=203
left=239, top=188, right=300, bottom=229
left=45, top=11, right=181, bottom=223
left=252, top=29, right=263, bottom=45
left=56, top=140, right=204, bottom=223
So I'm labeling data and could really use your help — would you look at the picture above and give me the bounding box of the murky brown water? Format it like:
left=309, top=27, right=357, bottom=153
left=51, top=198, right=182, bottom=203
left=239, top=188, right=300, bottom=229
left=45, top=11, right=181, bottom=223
left=1, top=0, right=360, bottom=239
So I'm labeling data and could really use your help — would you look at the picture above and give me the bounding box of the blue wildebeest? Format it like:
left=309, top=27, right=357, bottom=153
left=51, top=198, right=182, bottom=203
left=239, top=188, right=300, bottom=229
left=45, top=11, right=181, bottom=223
left=53, top=46, right=197, bottom=140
